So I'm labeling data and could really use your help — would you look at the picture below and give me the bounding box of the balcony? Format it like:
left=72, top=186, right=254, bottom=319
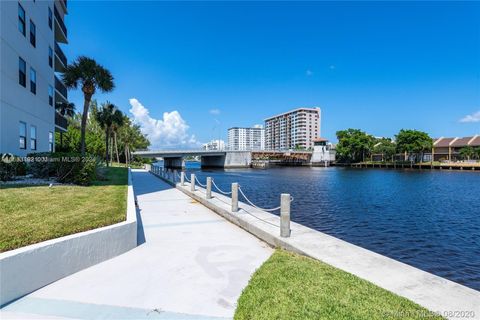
left=55, top=75, right=68, bottom=101
left=54, top=5, right=68, bottom=43
left=54, top=42, right=67, bottom=71
left=59, top=0, right=67, bottom=11
left=55, top=111, right=68, bottom=132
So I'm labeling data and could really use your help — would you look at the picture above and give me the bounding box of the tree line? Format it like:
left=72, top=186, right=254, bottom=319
left=335, top=129, right=480, bottom=163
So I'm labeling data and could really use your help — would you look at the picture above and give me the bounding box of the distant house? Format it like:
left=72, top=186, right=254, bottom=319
left=432, top=135, right=480, bottom=161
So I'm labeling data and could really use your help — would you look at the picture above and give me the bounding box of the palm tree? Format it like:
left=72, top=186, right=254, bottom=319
left=62, top=56, right=114, bottom=155
left=55, top=101, right=76, bottom=117
left=95, top=102, right=124, bottom=166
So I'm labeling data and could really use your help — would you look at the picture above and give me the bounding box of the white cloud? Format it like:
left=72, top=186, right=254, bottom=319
left=129, top=98, right=200, bottom=149
left=460, top=111, right=480, bottom=123
left=306, top=69, right=313, bottom=76
left=209, top=108, right=221, bottom=115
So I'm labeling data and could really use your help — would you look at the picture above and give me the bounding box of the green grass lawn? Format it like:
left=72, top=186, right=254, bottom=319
left=0, top=167, right=128, bottom=252
left=235, top=250, right=443, bottom=320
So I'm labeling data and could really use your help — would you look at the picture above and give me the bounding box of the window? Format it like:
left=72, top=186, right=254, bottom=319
left=48, top=85, right=54, bottom=106
left=19, top=57, right=26, bottom=87
left=19, top=122, right=27, bottom=149
left=48, top=46, right=53, bottom=67
left=49, top=132, right=54, bottom=152
left=30, top=68, right=36, bottom=94
left=29, top=20, right=36, bottom=47
left=30, top=126, right=37, bottom=150
left=48, top=7, right=52, bottom=29
left=18, top=3, right=26, bottom=36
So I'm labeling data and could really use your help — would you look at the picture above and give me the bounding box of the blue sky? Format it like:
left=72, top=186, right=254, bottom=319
left=64, top=1, right=480, bottom=147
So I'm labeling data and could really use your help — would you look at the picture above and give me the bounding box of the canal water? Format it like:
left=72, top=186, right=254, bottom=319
left=161, top=161, right=480, bottom=291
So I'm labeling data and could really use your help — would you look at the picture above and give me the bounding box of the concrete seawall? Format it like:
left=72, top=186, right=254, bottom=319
left=150, top=169, right=480, bottom=320
left=0, top=169, right=137, bottom=307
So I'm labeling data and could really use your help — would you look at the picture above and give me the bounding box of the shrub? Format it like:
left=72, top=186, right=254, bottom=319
left=26, top=152, right=99, bottom=185
left=0, top=154, right=27, bottom=181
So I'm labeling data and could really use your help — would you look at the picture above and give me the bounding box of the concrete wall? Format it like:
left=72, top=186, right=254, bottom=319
left=224, top=151, right=251, bottom=168
left=311, top=146, right=336, bottom=164
left=0, top=169, right=137, bottom=307
left=200, top=152, right=252, bottom=168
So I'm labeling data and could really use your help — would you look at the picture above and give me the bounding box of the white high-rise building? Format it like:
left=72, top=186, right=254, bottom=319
left=264, top=107, right=321, bottom=150
left=202, top=139, right=225, bottom=151
left=227, top=126, right=265, bottom=151
left=0, top=0, right=69, bottom=156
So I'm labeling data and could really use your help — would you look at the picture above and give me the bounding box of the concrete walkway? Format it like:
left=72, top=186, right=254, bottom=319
left=1, top=170, right=273, bottom=320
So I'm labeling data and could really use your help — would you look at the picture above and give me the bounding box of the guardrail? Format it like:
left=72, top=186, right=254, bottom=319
left=149, top=165, right=293, bottom=237
left=54, top=5, right=67, bottom=37
left=55, top=75, right=67, bottom=99
left=55, top=42, right=67, bottom=67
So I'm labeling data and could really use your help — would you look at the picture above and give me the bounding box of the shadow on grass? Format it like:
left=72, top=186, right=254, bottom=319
left=0, top=166, right=128, bottom=189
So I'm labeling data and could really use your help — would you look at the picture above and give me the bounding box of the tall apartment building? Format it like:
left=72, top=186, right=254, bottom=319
left=0, top=0, right=69, bottom=156
left=227, top=126, right=265, bottom=151
left=264, top=107, right=321, bottom=150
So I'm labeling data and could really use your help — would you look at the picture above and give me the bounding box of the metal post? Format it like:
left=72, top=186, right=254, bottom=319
left=280, top=193, right=291, bottom=237
left=206, top=177, right=212, bottom=199
left=180, top=172, right=185, bottom=186
left=173, top=170, right=177, bottom=183
left=190, top=174, right=195, bottom=191
left=231, top=183, right=238, bottom=212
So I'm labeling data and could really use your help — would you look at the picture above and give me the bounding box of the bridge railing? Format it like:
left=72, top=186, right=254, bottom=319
left=149, top=164, right=293, bottom=238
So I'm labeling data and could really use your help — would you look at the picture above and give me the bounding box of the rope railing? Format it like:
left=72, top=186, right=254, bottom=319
left=194, top=175, right=207, bottom=188
left=211, top=179, right=232, bottom=195
left=238, top=186, right=282, bottom=212
left=149, top=166, right=293, bottom=238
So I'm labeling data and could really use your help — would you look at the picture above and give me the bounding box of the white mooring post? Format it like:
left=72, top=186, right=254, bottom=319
left=180, top=172, right=185, bottom=186
left=231, top=183, right=239, bottom=212
left=190, top=174, right=196, bottom=191
left=206, top=177, right=212, bottom=199
left=280, top=193, right=291, bottom=237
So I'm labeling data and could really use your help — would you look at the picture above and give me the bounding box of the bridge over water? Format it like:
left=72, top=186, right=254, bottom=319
left=133, top=150, right=313, bottom=168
